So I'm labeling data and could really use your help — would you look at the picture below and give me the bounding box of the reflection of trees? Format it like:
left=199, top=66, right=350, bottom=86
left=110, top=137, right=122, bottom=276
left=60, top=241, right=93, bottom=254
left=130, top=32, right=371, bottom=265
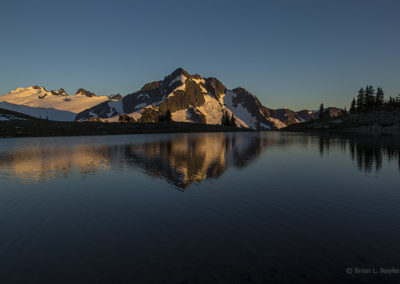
left=318, top=134, right=400, bottom=173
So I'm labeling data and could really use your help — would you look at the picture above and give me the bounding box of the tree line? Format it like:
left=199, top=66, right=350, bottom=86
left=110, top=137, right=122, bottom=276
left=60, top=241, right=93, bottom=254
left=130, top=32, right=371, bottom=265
left=155, top=109, right=237, bottom=126
left=159, top=109, right=237, bottom=127
left=318, top=103, right=339, bottom=120
left=349, top=85, right=400, bottom=113
left=158, top=110, right=172, bottom=122
left=221, top=110, right=236, bottom=127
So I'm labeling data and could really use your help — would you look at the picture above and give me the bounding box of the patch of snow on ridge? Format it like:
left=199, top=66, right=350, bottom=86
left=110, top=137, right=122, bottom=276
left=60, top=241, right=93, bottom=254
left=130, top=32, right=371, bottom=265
left=260, top=123, right=271, bottom=130
left=135, top=103, right=147, bottom=110
left=191, top=78, right=208, bottom=93
left=186, top=109, right=192, bottom=119
left=223, top=90, right=256, bottom=129
left=168, top=77, right=187, bottom=98
left=169, top=74, right=187, bottom=87
left=89, top=111, right=98, bottom=118
left=128, top=111, right=142, bottom=121
left=171, top=109, right=191, bottom=122
left=136, top=93, right=149, bottom=100
left=108, top=100, right=123, bottom=115
left=268, top=117, right=287, bottom=129
left=218, top=92, right=226, bottom=105
left=171, top=83, right=186, bottom=94
left=192, top=78, right=205, bottom=84
left=99, top=110, right=143, bottom=123
left=194, top=80, right=208, bottom=93
left=152, top=95, right=166, bottom=106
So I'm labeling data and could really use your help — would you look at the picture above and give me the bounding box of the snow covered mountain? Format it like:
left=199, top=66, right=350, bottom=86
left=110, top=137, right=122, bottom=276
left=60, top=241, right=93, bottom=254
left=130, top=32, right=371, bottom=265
left=76, top=68, right=315, bottom=129
left=0, top=69, right=319, bottom=128
left=0, top=86, right=111, bottom=121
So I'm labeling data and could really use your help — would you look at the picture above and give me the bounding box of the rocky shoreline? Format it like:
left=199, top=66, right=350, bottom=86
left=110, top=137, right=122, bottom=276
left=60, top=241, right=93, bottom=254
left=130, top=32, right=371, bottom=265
left=282, top=107, right=400, bottom=136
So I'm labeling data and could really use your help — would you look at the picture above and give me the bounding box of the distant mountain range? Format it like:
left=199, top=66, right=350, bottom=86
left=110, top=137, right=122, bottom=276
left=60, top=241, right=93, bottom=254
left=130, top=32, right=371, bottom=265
left=0, top=68, right=341, bottom=129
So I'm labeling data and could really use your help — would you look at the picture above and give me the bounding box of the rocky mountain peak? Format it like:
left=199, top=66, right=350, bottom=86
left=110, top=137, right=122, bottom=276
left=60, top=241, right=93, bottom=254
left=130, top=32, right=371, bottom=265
left=109, top=94, right=123, bottom=100
left=76, top=88, right=96, bottom=97
left=58, top=88, right=67, bottom=96
left=232, top=87, right=252, bottom=96
left=169, top=67, right=190, bottom=78
left=140, top=81, right=162, bottom=93
left=51, top=88, right=68, bottom=96
left=162, top=67, right=191, bottom=89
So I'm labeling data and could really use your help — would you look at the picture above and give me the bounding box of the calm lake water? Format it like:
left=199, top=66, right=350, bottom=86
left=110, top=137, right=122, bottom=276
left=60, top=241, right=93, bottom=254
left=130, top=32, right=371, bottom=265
left=0, top=132, right=399, bottom=283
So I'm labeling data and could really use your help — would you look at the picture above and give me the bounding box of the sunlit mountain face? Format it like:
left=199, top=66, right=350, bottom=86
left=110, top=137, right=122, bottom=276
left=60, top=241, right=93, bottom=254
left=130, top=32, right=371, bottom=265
left=0, top=133, right=398, bottom=188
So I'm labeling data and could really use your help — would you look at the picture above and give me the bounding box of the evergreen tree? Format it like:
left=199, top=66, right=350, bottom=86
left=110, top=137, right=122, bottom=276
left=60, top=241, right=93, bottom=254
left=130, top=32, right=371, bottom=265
left=165, top=110, right=172, bottom=122
left=375, top=87, right=384, bottom=106
left=158, top=109, right=172, bottom=122
left=229, top=113, right=236, bottom=127
left=324, top=108, right=330, bottom=119
left=221, top=110, right=236, bottom=127
left=221, top=110, right=228, bottom=125
left=365, top=85, right=375, bottom=109
left=350, top=98, right=356, bottom=113
left=319, top=103, right=324, bottom=119
left=356, top=88, right=365, bottom=110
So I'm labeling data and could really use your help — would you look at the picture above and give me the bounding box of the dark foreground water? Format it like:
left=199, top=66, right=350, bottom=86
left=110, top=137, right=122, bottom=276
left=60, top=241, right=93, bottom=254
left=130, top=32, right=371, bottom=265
left=0, top=132, right=399, bottom=283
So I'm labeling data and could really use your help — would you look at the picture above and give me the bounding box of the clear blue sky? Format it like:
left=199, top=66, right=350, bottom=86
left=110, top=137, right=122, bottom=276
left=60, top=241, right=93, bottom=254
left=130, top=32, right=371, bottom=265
left=1, top=0, right=399, bottom=110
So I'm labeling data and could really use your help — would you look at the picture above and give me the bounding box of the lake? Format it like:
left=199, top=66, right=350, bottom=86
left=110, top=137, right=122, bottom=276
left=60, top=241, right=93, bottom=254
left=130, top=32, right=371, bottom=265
left=0, top=132, right=399, bottom=283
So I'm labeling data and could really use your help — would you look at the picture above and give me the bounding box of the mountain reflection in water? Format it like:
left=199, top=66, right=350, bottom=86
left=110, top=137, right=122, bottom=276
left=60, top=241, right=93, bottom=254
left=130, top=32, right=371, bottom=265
left=0, top=132, right=399, bottom=188
left=0, top=133, right=269, bottom=188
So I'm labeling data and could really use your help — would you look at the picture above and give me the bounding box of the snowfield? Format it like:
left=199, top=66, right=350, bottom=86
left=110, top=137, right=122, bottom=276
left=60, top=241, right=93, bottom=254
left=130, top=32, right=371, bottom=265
left=267, top=117, right=287, bottom=129
left=171, top=109, right=191, bottom=122
left=223, top=90, right=256, bottom=128
left=0, top=86, right=109, bottom=121
left=0, top=102, right=76, bottom=121
left=197, top=94, right=223, bottom=125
